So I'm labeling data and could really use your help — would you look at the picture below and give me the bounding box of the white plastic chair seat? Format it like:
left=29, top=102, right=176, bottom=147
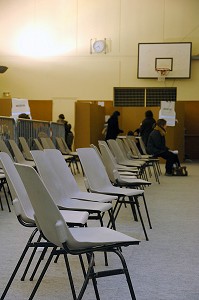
left=60, top=210, right=88, bottom=225
left=88, top=184, right=144, bottom=197
left=57, top=197, right=112, bottom=213
left=70, top=191, right=116, bottom=203
left=69, top=226, right=138, bottom=248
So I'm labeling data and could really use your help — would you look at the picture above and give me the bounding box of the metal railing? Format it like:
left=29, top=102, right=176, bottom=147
left=0, top=117, right=65, bottom=149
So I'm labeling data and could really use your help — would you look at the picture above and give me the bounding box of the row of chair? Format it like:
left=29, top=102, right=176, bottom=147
left=0, top=136, right=155, bottom=299
left=0, top=150, right=142, bottom=300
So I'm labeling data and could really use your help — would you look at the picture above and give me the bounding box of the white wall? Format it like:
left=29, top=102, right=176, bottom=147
left=0, top=0, right=199, bottom=105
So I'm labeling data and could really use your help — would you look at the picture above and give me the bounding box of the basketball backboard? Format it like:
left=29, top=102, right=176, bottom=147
left=137, top=42, right=192, bottom=79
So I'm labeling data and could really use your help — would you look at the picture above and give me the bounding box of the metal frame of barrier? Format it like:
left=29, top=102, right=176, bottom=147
left=16, top=119, right=51, bottom=148
left=0, top=117, right=65, bottom=150
left=50, top=122, right=65, bottom=146
left=0, top=117, right=16, bottom=141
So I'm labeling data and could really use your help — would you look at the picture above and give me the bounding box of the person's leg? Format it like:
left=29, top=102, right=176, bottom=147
left=159, top=151, right=177, bottom=174
left=174, top=154, right=181, bottom=167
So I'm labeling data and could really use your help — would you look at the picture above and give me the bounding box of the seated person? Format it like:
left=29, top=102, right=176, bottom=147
left=147, top=118, right=181, bottom=176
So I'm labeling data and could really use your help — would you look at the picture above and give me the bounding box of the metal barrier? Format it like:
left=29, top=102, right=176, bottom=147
left=0, top=117, right=16, bottom=141
left=16, top=119, right=51, bottom=148
left=50, top=122, right=65, bottom=145
left=0, top=117, right=65, bottom=149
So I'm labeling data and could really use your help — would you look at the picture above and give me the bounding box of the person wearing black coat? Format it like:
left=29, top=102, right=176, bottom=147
left=105, top=111, right=123, bottom=140
left=140, top=110, right=156, bottom=146
left=147, top=118, right=180, bottom=176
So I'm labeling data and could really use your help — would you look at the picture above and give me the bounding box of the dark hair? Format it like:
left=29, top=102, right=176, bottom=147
left=18, top=113, right=30, bottom=119
left=59, top=114, right=65, bottom=119
left=112, top=110, right=120, bottom=117
left=127, top=130, right=134, bottom=136
left=145, top=110, right=153, bottom=118
left=156, top=119, right=167, bottom=127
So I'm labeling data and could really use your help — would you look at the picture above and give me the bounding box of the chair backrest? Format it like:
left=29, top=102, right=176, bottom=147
left=61, top=137, right=71, bottom=153
left=107, top=139, right=126, bottom=163
left=19, top=137, right=33, bottom=160
left=0, top=139, right=14, bottom=160
left=33, top=138, right=43, bottom=150
left=116, top=138, right=130, bottom=160
left=90, top=144, right=102, bottom=160
left=8, top=139, right=27, bottom=163
left=98, top=142, right=119, bottom=183
left=0, top=152, right=34, bottom=223
left=126, top=137, right=141, bottom=158
left=137, top=137, right=148, bottom=155
left=121, top=138, right=135, bottom=158
left=31, top=149, right=74, bottom=205
left=15, top=163, right=75, bottom=249
left=31, top=149, right=80, bottom=198
left=77, top=147, right=112, bottom=191
left=98, top=141, right=118, bottom=167
left=40, top=137, right=56, bottom=149
left=56, top=137, right=69, bottom=154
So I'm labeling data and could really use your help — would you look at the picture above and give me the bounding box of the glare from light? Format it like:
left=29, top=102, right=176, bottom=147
left=16, top=24, right=73, bottom=57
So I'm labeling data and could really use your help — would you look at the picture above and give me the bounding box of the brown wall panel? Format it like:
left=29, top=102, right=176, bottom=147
left=0, top=98, right=12, bottom=116
left=0, top=99, right=52, bottom=121
left=75, top=102, right=90, bottom=148
left=184, top=101, right=199, bottom=159
left=29, top=100, right=52, bottom=121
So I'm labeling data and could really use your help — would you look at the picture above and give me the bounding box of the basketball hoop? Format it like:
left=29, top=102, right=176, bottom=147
left=155, top=68, right=170, bottom=81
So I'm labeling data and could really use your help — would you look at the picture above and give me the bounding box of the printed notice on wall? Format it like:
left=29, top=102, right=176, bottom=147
left=159, top=101, right=176, bottom=126
left=11, top=98, right=31, bottom=119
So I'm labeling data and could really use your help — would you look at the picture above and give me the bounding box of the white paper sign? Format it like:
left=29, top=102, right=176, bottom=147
left=11, top=98, right=31, bottom=119
left=159, top=101, right=176, bottom=126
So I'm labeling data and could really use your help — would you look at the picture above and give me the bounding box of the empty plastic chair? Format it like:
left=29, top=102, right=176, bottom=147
left=8, top=139, right=36, bottom=168
left=16, top=163, right=140, bottom=300
left=0, top=152, right=89, bottom=300
left=77, top=147, right=152, bottom=240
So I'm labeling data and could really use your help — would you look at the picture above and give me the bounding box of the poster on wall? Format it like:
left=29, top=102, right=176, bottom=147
left=159, top=101, right=176, bottom=126
left=11, top=98, right=31, bottom=119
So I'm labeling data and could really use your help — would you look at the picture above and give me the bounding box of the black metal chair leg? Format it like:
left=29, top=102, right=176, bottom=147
left=21, top=233, right=42, bottom=281
left=133, top=197, right=149, bottom=241
left=28, top=247, right=56, bottom=300
left=0, top=228, right=38, bottom=300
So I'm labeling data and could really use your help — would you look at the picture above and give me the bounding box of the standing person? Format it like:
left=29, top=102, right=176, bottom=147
left=140, top=110, right=156, bottom=147
left=66, top=124, right=74, bottom=151
left=105, top=111, right=123, bottom=140
left=57, top=114, right=70, bottom=144
left=147, top=118, right=181, bottom=176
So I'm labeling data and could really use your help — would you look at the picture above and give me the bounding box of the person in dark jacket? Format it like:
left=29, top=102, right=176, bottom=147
left=147, top=118, right=180, bottom=176
left=140, top=110, right=156, bottom=146
left=66, top=123, right=74, bottom=151
left=105, top=111, right=123, bottom=140
left=57, top=114, right=70, bottom=144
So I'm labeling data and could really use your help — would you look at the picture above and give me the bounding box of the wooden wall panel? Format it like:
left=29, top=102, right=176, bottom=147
left=29, top=100, right=52, bottom=121
left=184, top=101, right=199, bottom=159
left=0, top=99, right=52, bottom=121
left=75, top=101, right=105, bottom=149
left=0, top=98, right=12, bottom=116
left=90, top=103, right=105, bottom=146
left=75, top=102, right=90, bottom=148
